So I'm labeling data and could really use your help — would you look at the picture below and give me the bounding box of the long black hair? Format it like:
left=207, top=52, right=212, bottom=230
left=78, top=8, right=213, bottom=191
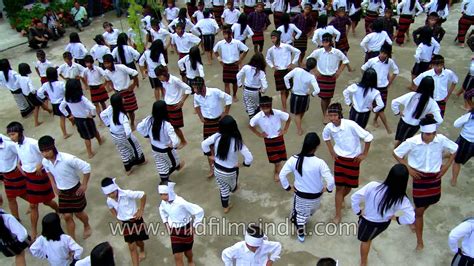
left=376, top=164, right=409, bottom=216
left=248, top=53, right=266, bottom=76
left=110, top=93, right=127, bottom=126
left=65, top=79, right=83, bottom=103
left=419, top=26, right=433, bottom=46
left=41, top=212, right=65, bottom=241
left=413, top=76, right=435, bottom=119
left=151, top=100, right=169, bottom=141
left=358, top=68, right=378, bottom=97
left=91, top=242, right=115, bottom=266
left=216, top=115, right=243, bottom=161
left=409, top=0, right=416, bottom=11
left=69, top=32, right=81, bottom=43
left=117, top=33, right=129, bottom=64
left=296, top=133, right=320, bottom=176
left=94, top=34, right=106, bottom=45
left=18, top=63, right=32, bottom=76
left=317, top=14, right=328, bottom=29
left=178, top=7, right=187, bottom=25
left=437, top=0, right=447, bottom=12
left=281, top=13, right=290, bottom=32
left=150, top=39, right=165, bottom=63
left=46, top=67, right=58, bottom=84
left=371, top=19, right=384, bottom=33
left=237, top=14, right=248, bottom=35
left=189, top=46, right=202, bottom=71
left=0, top=59, right=12, bottom=82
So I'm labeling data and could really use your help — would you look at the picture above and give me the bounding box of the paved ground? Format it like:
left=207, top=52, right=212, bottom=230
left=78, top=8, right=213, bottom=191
left=0, top=4, right=473, bottom=266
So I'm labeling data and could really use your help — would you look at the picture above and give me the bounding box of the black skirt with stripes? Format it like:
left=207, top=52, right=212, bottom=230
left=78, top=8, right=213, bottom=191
left=357, top=216, right=391, bottom=242
left=202, top=34, right=215, bottom=52
left=455, top=135, right=474, bottom=164
left=349, top=107, right=371, bottom=129
left=290, top=94, right=309, bottom=114
left=75, top=117, right=98, bottom=140
left=395, top=119, right=420, bottom=142
left=451, top=250, right=474, bottom=266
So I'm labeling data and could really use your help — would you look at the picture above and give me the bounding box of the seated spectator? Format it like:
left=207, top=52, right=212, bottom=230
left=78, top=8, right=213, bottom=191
left=28, top=20, right=50, bottom=49
left=70, top=1, right=90, bottom=31
left=42, top=8, right=65, bottom=41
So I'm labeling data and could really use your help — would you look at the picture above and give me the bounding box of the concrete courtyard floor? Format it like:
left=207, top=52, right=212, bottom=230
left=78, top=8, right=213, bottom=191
left=0, top=4, right=473, bottom=266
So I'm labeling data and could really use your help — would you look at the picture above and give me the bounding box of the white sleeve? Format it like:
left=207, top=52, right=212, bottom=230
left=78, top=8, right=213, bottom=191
left=246, top=26, right=254, bottom=37
left=322, top=125, right=332, bottom=141
left=266, top=241, right=282, bottom=262
left=372, top=91, right=385, bottom=113
left=29, top=237, right=47, bottom=259
left=311, top=76, right=320, bottom=96
left=284, top=69, right=295, bottom=89
left=360, top=35, right=369, bottom=52
left=396, top=1, right=403, bottom=14
left=320, top=160, right=335, bottom=192
left=278, top=158, right=294, bottom=190
left=413, top=72, right=424, bottom=87
left=158, top=204, right=169, bottom=224
left=293, top=24, right=302, bottom=40
left=222, top=244, right=240, bottom=266
left=138, top=53, right=147, bottom=67
left=393, top=140, right=413, bottom=158
left=448, top=221, right=473, bottom=254
left=136, top=116, right=151, bottom=138
left=3, top=214, right=28, bottom=242
left=390, top=59, right=400, bottom=75
left=343, top=84, right=356, bottom=106
left=265, top=48, right=274, bottom=68
left=414, top=45, right=422, bottom=63
left=260, top=71, right=269, bottom=92
left=83, top=96, right=97, bottom=116
left=396, top=197, right=415, bottom=225
left=201, top=133, right=218, bottom=154
left=352, top=122, right=374, bottom=142
left=415, top=1, right=423, bottom=16
left=384, top=31, right=393, bottom=45
left=240, top=144, right=253, bottom=166
left=122, top=115, right=133, bottom=138
left=453, top=113, right=470, bottom=128
left=66, top=235, right=84, bottom=260
left=70, top=156, right=91, bottom=174
left=182, top=200, right=205, bottom=227
left=166, top=123, right=180, bottom=148
left=290, top=45, right=301, bottom=65
left=333, top=26, right=341, bottom=42
left=391, top=93, right=410, bottom=115
left=177, top=57, right=186, bottom=72
left=236, top=66, right=245, bottom=87
left=59, top=100, right=69, bottom=117
left=432, top=39, right=441, bottom=54
left=130, top=47, right=141, bottom=61
left=351, top=183, right=371, bottom=215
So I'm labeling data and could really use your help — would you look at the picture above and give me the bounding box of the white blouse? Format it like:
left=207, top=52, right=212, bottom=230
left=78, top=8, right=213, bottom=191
left=137, top=116, right=180, bottom=149
left=201, top=133, right=253, bottom=168
left=30, top=234, right=83, bottom=266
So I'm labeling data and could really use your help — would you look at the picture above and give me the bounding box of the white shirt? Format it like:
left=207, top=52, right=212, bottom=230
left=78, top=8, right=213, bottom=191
left=107, top=189, right=145, bottom=221
left=17, top=76, right=36, bottom=95
left=284, top=67, right=320, bottom=96
left=37, top=81, right=66, bottom=104
left=193, top=18, right=220, bottom=35
left=332, top=0, right=348, bottom=11
left=222, top=8, right=241, bottom=24
left=162, top=75, right=192, bottom=105
left=307, top=47, right=350, bottom=76
left=0, top=211, right=28, bottom=242
left=236, top=65, right=268, bottom=91
left=449, top=219, right=474, bottom=258
left=279, top=154, right=335, bottom=193
left=312, top=26, right=341, bottom=46
left=360, top=31, right=392, bottom=52
left=150, top=28, right=171, bottom=43
left=42, top=152, right=90, bottom=190
left=265, top=43, right=301, bottom=70
left=362, top=0, right=385, bottom=12
left=277, top=24, right=302, bottom=44
left=0, top=135, right=18, bottom=173
left=194, top=87, right=232, bottom=119
left=249, top=109, right=290, bottom=138
left=391, top=91, right=443, bottom=126
left=394, top=134, right=458, bottom=173
left=30, top=234, right=83, bottom=266
left=159, top=195, right=204, bottom=228
left=65, top=43, right=88, bottom=60
left=413, top=69, right=458, bottom=101
left=322, top=119, right=374, bottom=158
left=82, top=65, right=106, bottom=86
left=462, top=0, right=474, bottom=16
left=202, top=133, right=253, bottom=168
left=112, top=45, right=140, bottom=64
left=104, top=64, right=139, bottom=91
left=164, top=7, right=180, bottom=21
left=397, top=0, right=423, bottom=16
left=15, top=137, right=43, bottom=173
left=35, top=60, right=54, bottom=77
left=213, top=39, right=249, bottom=64
left=102, top=28, right=120, bottom=45
left=272, top=0, right=287, bottom=12
left=0, top=70, right=20, bottom=91
left=59, top=96, right=96, bottom=118
left=178, top=55, right=205, bottom=79
left=351, top=181, right=415, bottom=224
left=138, top=50, right=167, bottom=78
left=90, top=44, right=111, bottom=63
left=58, top=62, right=85, bottom=79
left=100, top=106, right=133, bottom=137
left=75, top=256, right=91, bottom=266
left=454, top=112, right=474, bottom=142
left=232, top=24, right=254, bottom=41
left=171, top=33, right=201, bottom=53
left=222, top=240, right=282, bottom=266
left=168, top=18, right=195, bottom=33
left=192, top=10, right=205, bottom=21
left=361, top=57, right=399, bottom=87
left=137, top=116, right=180, bottom=149
left=414, top=39, right=440, bottom=63
left=343, top=84, right=384, bottom=113
left=425, top=0, right=449, bottom=19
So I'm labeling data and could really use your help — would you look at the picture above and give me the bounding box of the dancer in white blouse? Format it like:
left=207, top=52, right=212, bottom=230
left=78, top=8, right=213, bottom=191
left=451, top=109, right=474, bottom=186
left=449, top=218, right=474, bottom=266
left=0, top=209, right=30, bottom=265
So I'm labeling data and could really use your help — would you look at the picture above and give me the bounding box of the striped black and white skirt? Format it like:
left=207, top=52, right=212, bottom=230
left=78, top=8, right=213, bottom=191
left=455, top=135, right=473, bottom=165
left=291, top=190, right=322, bottom=226
left=110, top=132, right=145, bottom=171
left=214, top=163, right=239, bottom=201
left=151, top=145, right=180, bottom=181
left=11, top=89, right=33, bottom=118
left=243, top=87, right=261, bottom=117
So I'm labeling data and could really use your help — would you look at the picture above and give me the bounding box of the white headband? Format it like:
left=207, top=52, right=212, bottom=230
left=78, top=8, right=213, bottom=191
left=420, top=124, right=437, bottom=133
left=101, top=178, right=119, bottom=195
left=158, top=182, right=176, bottom=201
left=245, top=232, right=265, bottom=247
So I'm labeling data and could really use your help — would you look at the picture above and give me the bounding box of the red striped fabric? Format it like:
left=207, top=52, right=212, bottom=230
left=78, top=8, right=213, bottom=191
left=334, top=156, right=360, bottom=188
left=396, top=15, right=414, bottom=45
left=2, top=169, right=27, bottom=198
left=167, top=104, right=184, bottom=128
left=457, top=15, right=474, bottom=43
left=412, top=171, right=441, bottom=208
left=119, top=90, right=138, bottom=112
left=264, top=135, right=287, bottom=163
left=317, top=74, right=337, bottom=99
left=24, top=170, right=55, bottom=204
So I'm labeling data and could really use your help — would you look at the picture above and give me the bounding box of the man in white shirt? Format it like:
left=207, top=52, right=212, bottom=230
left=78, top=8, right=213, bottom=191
left=307, top=33, right=349, bottom=124
left=413, top=54, right=458, bottom=118
left=38, top=135, right=92, bottom=241
left=222, top=224, right=282, bottom=265
left=361, top=43, right=399, bottom=133
left=322, top=103, right=373, bottom=224
left=393, top=114, right=458, bottom=251
left=249, top=96, right=291, bottom=182
left=156, top=66, right=192, bottom=149
left=193, top=77, right=232, bottom=176
left=265, top=30, right=301, bottom=112
left=456, top=0, right=474, bottom=46
left=214, top=26, right=249, bottom=102
left=449, top=218, right=474, bottom=265
left=158, top=182, right=204, bottom=266
left=284, top=58, right=320, bottom=135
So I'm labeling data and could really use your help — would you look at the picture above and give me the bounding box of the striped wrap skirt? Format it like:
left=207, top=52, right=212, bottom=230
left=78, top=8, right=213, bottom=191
left=291, top=190, right=322, bottom=227
left=11, top=89, right=33, bottom=118
left=203, top=117, right=220, bottom=140
left=110, top=132, right=145, bottom=171
left=412, top=171, right=441, bottom=208
left=223, top=62, right=239, bottom=84
left=243, top=87, right=261, bottom=117
left=170, top=222, right=194, bottom=254
left=335, top=34, right=350, bottom=53
left=264, top=135, right=287, bottom=163
left=151, top=145, right=180, bottom=181
left=317, top=74, right=337, bottom=99
left=455, top=135, right=473, bottom=165
left=274, top=69, right=291, bottom=91
left=75, top=117, right=98, bottom=140
left=1, top=168, right=27, bottom=198
left=364, top=11, right=378, bottom=34
left=202, top=34, right=215, bottom=51
left=357, top=216, right=391, bottom=242
left=290, top=93, right=310, bottom=114
left=457, top=14, right=474, bottom=44
left=252, top=31, right=265, bottom=45
left=395, top=119, right=419, bottom=142
left=334, top=156, right=360, bottom=188
left=349, top=107, right=371, bottom=129
left=58, top=182, right=87, bottom=213
left=214, top=163, right=239, bottom=204
left=396, top=15, right=415, bottom=45
left=24, top=170, right=55, bottom=204
left=122, top=218, right=149, bottom=243
left=294, top=33, right=308, bottom=53
left=89, top=84, right=109, bottom=103
left=166, top=104, right=184, bottom=128
left=117, top=89, right=138, bottom=112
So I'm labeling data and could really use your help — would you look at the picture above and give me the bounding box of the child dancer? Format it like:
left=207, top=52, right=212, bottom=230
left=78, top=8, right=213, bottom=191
left=456, top=0, right=474, bottom=47
left=65, top=32, right=88, bottom=67
left=139, top=39, right=167, bottom=100
left=178, top=45, right=205, bottom=87
left=112, top=33, right=141, bottom=70
left=102, top=22, right=120, bottom=49
left=34, top=49, right=54, bottom=84
left=330, top=7, right=352, bottom=54
left=312, top=15, right=341, bottom=47
left=451, top=108, right=474, bottom=186
left=362, top=0, right=385, bottom=34
left=395, top=0, right=423, bottom=45
left=82, top=55, right=109, bottom=117
left=360, top=19, right=392, bottom=62
left=90, top=35, right=111, bottom=69
left=0, top=209, right=30, bottom=266
left=248, top=2, right=271, bottom=53
left=448, top=218, right=474, bottom=265
left=0, top=59, right=33, bottom=118
left=232, top=14, right=254, bottom=45
left=192, top=10, right=220, bottom=64
left=411, top=27, right=440, bottom=84
left=165, top=0, right=180, bottom=24
left=57, top=52, right=85, bottom=80
left=292, top=5, right=316, bottom=66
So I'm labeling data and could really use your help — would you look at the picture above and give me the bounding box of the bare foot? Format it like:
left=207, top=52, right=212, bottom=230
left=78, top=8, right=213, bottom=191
left=297, top=128, right=303, bottom=136
left=83, top=226, right=92, bottom=239
left=373, top=119, right=380, bottom=128
left=177, top=160, right=186, bottom=171
left=63, top=133, right=73, bottom=139
left=224, top=204, right=233, bottom=213
left=98, top=137, right=105, bottom=145
left=409, top=223, right=416, bottom=232
left=386, top=128, right=392, bottom=134
left=332, top=216, right=341, bottom=224
left=177, top=141, right=188, bottom=150
left=273, top=173, right=280, bottom=182
left=35, top=121, right=43, bottom=127
left=126, top=168, right=134, bottom=176
left=415, top=242, right=424, bottom=251
left=207, top=171, right=214, bottom=179
left=88, top=152, right=96, bottom=159
left=450, top=178, right=457, bottom=187
left=139, top=250, right=146, bottom=261
left=233, top=97, right=239, bottom=103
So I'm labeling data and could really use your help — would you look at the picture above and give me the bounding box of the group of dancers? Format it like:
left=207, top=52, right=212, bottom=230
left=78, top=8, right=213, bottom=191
left=1, top=0, right=474, bottom=265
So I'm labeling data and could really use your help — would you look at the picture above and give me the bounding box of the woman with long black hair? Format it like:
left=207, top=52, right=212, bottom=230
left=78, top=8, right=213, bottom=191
left=139, top=39, right=167, bottom=100
left=100, top=93, right=146, bottom=175
left=168, top=7, right=195, bottom=33
left=0, top=59, right=33, bottom=118
left=343, top=67, right=384, bottom=128
left=231, top=14, right=254, bottom=45
left=112, top=33, right=140, bottom=70
left=137, top=100, right=184, bottom=182
left=65, top=32, right=88, bottom=67
left=424, top=0, right=449, bottom=25
left=201, top=115, right=253, bottom=213
left=279, top=132, right=334, bottom=242
left=351, top=164, right=415, bottom=266
left=0, top=209, right=30, bottom=266
left=237, top=53, right=268, bottom=118
left=391, top=76, right=443, bottom=147
left=276, top=13, right=302, bottom=45
left=178, top=45, right=205, bottom=87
